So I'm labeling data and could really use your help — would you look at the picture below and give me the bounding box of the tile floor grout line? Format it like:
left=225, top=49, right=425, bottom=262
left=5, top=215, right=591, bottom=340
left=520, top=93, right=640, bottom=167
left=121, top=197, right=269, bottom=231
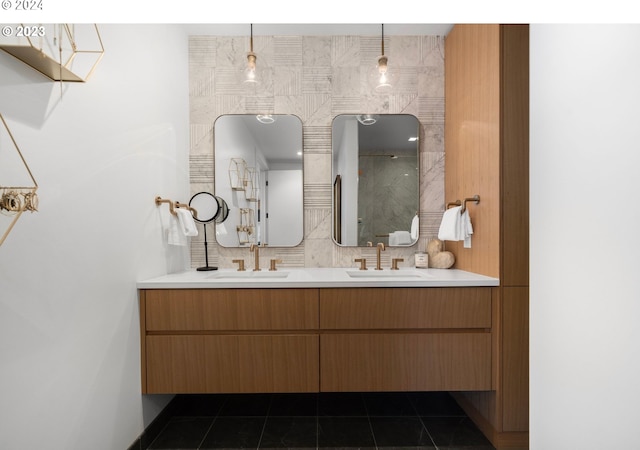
left=195, top=396, right=225, bottom=450
left=254, top=393, right=274, bottom=449
left=362, top=393, right=380, bottom=450
left=195, top=417, right=216, bottom=450
left=408, top=393, right=441, bottom=450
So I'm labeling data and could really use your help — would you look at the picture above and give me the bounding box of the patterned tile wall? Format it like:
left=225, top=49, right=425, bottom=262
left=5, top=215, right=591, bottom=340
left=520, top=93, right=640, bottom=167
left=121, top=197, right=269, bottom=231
left=188, top=34, right=445, bottom=269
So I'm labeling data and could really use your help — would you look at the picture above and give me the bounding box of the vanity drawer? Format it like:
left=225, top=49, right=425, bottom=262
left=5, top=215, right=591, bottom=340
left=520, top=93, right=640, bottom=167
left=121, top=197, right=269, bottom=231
left=146, top=334, right=319, bottom=393
left=319, top=287, right=491, bottom=329
left=320, top=332, right=491, bottom=392
left=143, top=288, right=319, bottom=331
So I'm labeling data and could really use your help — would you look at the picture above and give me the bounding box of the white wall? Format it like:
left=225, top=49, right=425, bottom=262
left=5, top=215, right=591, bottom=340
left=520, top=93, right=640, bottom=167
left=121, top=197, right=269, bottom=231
left=0, top=25, right=190, bottom=449
left=531, top=25, right=640, bottom=448
left=265, top=169, right=303, bottom=245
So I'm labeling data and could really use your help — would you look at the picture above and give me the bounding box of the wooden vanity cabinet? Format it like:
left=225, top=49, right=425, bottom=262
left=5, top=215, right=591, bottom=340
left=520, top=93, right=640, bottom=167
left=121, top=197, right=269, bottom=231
left=139, top=286, right=494, bottom=395
left=140, top=288, right=319, bottom=394
left=319, top=287, right=492, bottom=392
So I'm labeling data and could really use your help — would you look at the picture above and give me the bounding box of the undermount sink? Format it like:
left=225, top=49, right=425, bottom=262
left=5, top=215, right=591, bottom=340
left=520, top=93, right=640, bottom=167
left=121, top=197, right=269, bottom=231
left=208, top=271, right=290, bottom=279
left=346, top=270, right=429, bottom=278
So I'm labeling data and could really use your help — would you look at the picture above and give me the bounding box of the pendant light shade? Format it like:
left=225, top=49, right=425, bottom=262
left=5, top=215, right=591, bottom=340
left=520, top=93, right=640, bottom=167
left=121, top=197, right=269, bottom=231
left=243, top=24, right=258, bottom=84
left=369, top=24, right=396, bottom=93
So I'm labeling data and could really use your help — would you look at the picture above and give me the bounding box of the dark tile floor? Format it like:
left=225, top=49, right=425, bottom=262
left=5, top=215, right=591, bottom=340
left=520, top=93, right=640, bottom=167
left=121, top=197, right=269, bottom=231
left=145, top=391, right=495, bottom=450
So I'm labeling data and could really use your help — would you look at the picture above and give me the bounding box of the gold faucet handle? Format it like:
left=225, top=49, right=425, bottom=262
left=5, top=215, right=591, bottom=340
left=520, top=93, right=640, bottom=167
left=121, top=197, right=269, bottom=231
left=377, top=242, right=386, bottom=250
left=354, top=258, right=368, bottom=270
left=269, top=259, right=282, bottom=271
left=232, top=259, right=245, bottom=271
left=391, top=258, right=404, bottom=270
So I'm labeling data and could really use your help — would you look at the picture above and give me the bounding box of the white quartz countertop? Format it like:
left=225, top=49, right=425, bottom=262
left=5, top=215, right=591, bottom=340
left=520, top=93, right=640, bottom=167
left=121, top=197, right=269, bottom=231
left=137, top=267, right=499, bottom=289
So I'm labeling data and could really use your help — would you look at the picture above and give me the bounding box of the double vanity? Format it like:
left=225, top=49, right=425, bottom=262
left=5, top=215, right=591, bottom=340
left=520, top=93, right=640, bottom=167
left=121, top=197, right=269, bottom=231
left=137, top=268, right=498, bottom=395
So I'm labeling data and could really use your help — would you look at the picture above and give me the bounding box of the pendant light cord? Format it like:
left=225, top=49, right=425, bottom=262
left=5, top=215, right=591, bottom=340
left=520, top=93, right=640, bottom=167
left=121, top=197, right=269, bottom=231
left=381, top=24, right=385, bottom=56
left=250, top=23, right=254, bottom=53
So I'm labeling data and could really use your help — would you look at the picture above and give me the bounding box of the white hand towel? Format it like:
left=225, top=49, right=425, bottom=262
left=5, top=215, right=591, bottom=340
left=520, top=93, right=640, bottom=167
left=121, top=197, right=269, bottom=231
left=176, top=208, right=198, bottom=237
left=389, top=230, right=411, bottom=246
left=410, top=215, right=419, bottom=240
left=168, top=215, right=187, bottom=246
left=461, top=209, right=474, bottom=248
left=438, top=206, right=462, bottom=241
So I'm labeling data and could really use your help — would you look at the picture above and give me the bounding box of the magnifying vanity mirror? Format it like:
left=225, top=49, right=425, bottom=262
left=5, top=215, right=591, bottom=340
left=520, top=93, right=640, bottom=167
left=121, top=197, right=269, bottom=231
left=332, top=114, right=420, bottom=247
left=214, top=114, right=304, bottom=247
left=189, top=192, right=230, bottom=271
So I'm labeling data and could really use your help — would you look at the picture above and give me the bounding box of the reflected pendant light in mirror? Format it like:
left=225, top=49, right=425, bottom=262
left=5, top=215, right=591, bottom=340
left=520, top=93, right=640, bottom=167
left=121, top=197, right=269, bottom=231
left=189, top=192, right=229, bottom=271
left=357, top=114, right=379, bottom=126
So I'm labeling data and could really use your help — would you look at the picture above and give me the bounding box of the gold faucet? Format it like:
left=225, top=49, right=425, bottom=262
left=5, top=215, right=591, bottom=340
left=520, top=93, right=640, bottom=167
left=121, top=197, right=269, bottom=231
left=250, top=243, right=262, bottom=271
left=375, top=242, right=385, bottom=270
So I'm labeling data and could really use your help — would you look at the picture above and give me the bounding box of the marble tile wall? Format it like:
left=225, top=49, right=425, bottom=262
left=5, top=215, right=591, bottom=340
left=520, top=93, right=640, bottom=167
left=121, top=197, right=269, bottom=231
left=188, top=33, right=445, bottom=269
left=357, top=155, right=419, bottom=247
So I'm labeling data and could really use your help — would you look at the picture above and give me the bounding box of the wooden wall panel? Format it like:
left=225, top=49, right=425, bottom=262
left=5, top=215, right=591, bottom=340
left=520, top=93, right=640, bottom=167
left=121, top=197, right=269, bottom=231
left=500, top=25, right=530, bottom=287
left=445, top=24, right=530, bottom=449
left=444, top=24, right=501, bottom=278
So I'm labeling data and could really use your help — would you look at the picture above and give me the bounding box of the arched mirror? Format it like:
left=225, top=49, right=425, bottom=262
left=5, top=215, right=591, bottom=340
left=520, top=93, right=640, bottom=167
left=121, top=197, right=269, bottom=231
left=332, top=114, right=420, bottom=247
left=214, top=114, right=303, bottom=247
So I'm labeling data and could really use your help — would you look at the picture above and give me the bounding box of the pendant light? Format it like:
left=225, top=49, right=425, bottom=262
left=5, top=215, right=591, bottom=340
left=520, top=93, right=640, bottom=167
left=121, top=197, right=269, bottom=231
left=243, top=24, right=258, bottom=84
left=369, top=24, right=396, bottom=94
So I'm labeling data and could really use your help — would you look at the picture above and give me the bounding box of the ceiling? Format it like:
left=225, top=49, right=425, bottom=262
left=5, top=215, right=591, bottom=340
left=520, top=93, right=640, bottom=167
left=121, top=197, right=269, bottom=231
left=358, top=115, right=419, bottom=155
left=184, top=24, right=454, bottom=36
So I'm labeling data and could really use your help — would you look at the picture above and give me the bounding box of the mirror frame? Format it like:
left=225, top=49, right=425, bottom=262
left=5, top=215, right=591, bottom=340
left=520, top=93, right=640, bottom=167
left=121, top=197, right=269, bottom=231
left=331, top=113, right=420, bottom=247
left=213, top=114, right=304, bottom=248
